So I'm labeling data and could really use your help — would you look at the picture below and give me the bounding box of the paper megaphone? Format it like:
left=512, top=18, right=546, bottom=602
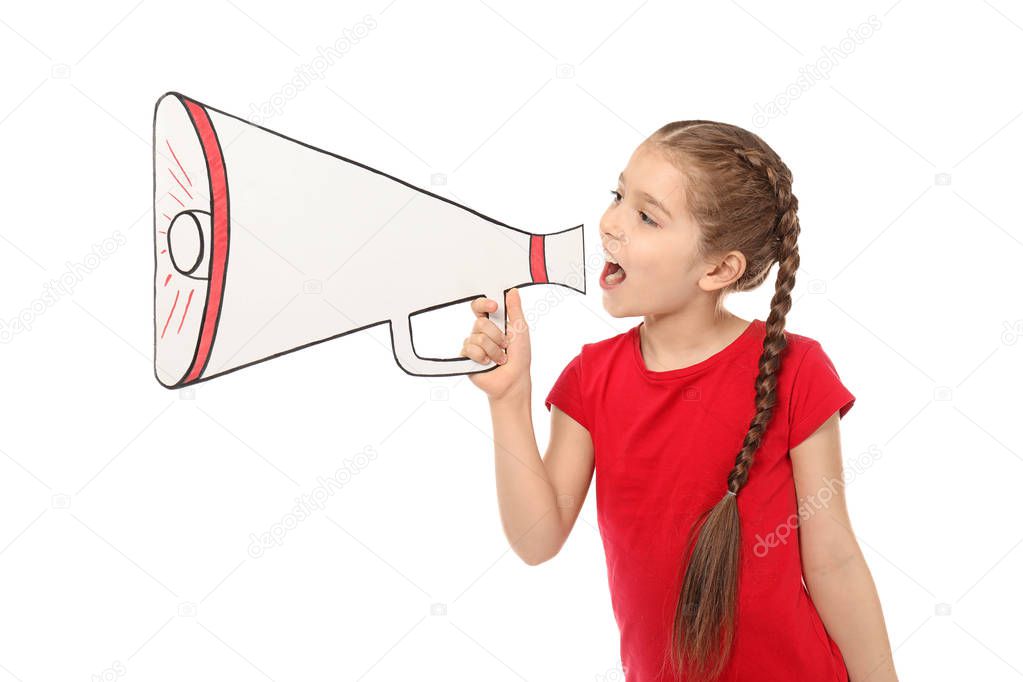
left=152, top=92, right=585, bottom=388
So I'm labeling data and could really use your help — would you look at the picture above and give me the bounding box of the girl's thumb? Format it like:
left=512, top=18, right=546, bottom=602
left=506, top=287, right=525, bottom=337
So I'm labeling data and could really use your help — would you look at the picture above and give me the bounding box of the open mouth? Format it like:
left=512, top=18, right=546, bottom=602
left=601, top=260, right=627, bottom=289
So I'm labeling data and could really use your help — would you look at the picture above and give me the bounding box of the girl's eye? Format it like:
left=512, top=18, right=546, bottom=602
left=609, top=188, right=659, bottom=228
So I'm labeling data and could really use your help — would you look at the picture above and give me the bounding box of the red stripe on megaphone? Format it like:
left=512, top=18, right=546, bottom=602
left=530, top=234, right=548, bottom=284
left=181, top=98, right=229, bottom=386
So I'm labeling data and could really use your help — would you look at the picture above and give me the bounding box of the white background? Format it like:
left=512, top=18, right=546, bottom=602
left=1, top=0, right=1022, bottom=680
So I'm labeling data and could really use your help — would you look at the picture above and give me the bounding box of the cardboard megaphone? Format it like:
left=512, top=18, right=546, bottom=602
left=153, top=92, right=585, bottom=388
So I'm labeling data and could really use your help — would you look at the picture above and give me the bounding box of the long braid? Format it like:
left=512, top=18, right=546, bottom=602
left=662, top=132, right=802, bottom=681
left=725, top=147, right=800, bottom=495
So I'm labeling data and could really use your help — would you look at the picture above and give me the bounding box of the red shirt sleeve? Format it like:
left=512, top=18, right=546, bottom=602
left=544, top=352, right=590, bottom=432
left=788, top=340, right=855, bottom=450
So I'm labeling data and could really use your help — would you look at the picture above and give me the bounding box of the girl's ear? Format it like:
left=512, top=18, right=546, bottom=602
left=699, top=250, right=747, bottom=292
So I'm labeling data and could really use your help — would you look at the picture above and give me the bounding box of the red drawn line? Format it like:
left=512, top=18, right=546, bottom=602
left=161, top=290, right=180, bottom=339
left=168, top=191, right=185, bottom=208
left=182, top=98, right=229, bottom=385
left=158, top=230, right=167, bottom=234
left=160, top=249, right=167, bottom=254
left=164, top=273, right=172, bottom=287
left=169, top=167, right=194, bottom=200
left=166, top=139, right=192, bottom=186
left=529, top=234, right=548, bottom=283
left=163, top=213, right=172, bottom=221
left=177, top=289, right=195, bottom=334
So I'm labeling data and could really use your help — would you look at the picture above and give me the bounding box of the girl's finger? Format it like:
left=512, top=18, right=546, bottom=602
left=474, top=316, right=509, bottom=349
left=461, top=341, right=490, bottom=364
left=472, top=332, right=507, bottom=364
left=471, top=297, right=495, bottom=318
left=504, top=288, right=529, bottom=342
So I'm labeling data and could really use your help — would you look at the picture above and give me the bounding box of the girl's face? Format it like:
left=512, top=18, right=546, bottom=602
left=600, top=142, right=725, bottom=318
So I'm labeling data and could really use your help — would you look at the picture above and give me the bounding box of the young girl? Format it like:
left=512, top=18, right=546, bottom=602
left=461, top=121, right=898, bottom=681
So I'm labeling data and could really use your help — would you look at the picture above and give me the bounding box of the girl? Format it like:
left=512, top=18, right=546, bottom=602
left=461, top=121, right=898, bottom=681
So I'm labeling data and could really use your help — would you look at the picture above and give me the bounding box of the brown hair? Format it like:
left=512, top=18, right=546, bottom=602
left=648, top=121, right=800, bottom=680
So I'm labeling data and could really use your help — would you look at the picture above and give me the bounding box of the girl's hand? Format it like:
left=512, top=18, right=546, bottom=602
left=462, top=288, right=531, bottom=401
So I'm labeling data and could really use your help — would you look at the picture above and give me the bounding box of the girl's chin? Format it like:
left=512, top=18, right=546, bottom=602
left=600, top=298, right=632, bottom=317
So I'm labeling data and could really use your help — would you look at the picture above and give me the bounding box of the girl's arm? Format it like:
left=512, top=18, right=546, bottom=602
left=461, top=290, right=595, bottom=566
left=791, top=412, right=899, bottom=682
left=489, top=391, right=595, bottom=565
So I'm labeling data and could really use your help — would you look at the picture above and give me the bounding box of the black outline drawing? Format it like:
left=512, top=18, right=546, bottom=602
left=153, top=91, right=586, bottom=388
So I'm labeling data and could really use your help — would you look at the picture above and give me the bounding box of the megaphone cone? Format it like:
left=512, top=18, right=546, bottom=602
left=153, top=92, right=585, bottom=388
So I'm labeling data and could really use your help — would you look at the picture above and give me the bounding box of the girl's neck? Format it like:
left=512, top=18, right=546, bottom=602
left=639, top=309, right=751, bottom=372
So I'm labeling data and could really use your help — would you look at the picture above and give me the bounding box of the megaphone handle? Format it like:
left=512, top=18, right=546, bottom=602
left=488, top=289, right=507, bottom=337
left=391, top=290, right=508, bottom=376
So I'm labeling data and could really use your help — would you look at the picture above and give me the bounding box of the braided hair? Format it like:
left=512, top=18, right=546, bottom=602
left=646, top=121, right=801, bottom=681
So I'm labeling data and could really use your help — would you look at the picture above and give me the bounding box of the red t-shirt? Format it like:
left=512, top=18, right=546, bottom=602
left=544, top=319, right=855, bottom=682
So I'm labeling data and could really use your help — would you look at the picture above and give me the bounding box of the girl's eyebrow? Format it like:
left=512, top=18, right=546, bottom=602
left=618, top=171, right=674, bottom=220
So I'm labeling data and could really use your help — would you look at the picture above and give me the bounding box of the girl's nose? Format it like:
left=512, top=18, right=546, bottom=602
left=600, top=217, right=624, bottom=241
left=601, top=225, right=625, bottom=247
left=600, top=206, right=627, bottom=246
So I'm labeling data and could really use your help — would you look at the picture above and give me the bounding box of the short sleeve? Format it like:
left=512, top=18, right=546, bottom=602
left=544, top=353, right=590, bottom=432
left=788, top=341, right=855, bottom=450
